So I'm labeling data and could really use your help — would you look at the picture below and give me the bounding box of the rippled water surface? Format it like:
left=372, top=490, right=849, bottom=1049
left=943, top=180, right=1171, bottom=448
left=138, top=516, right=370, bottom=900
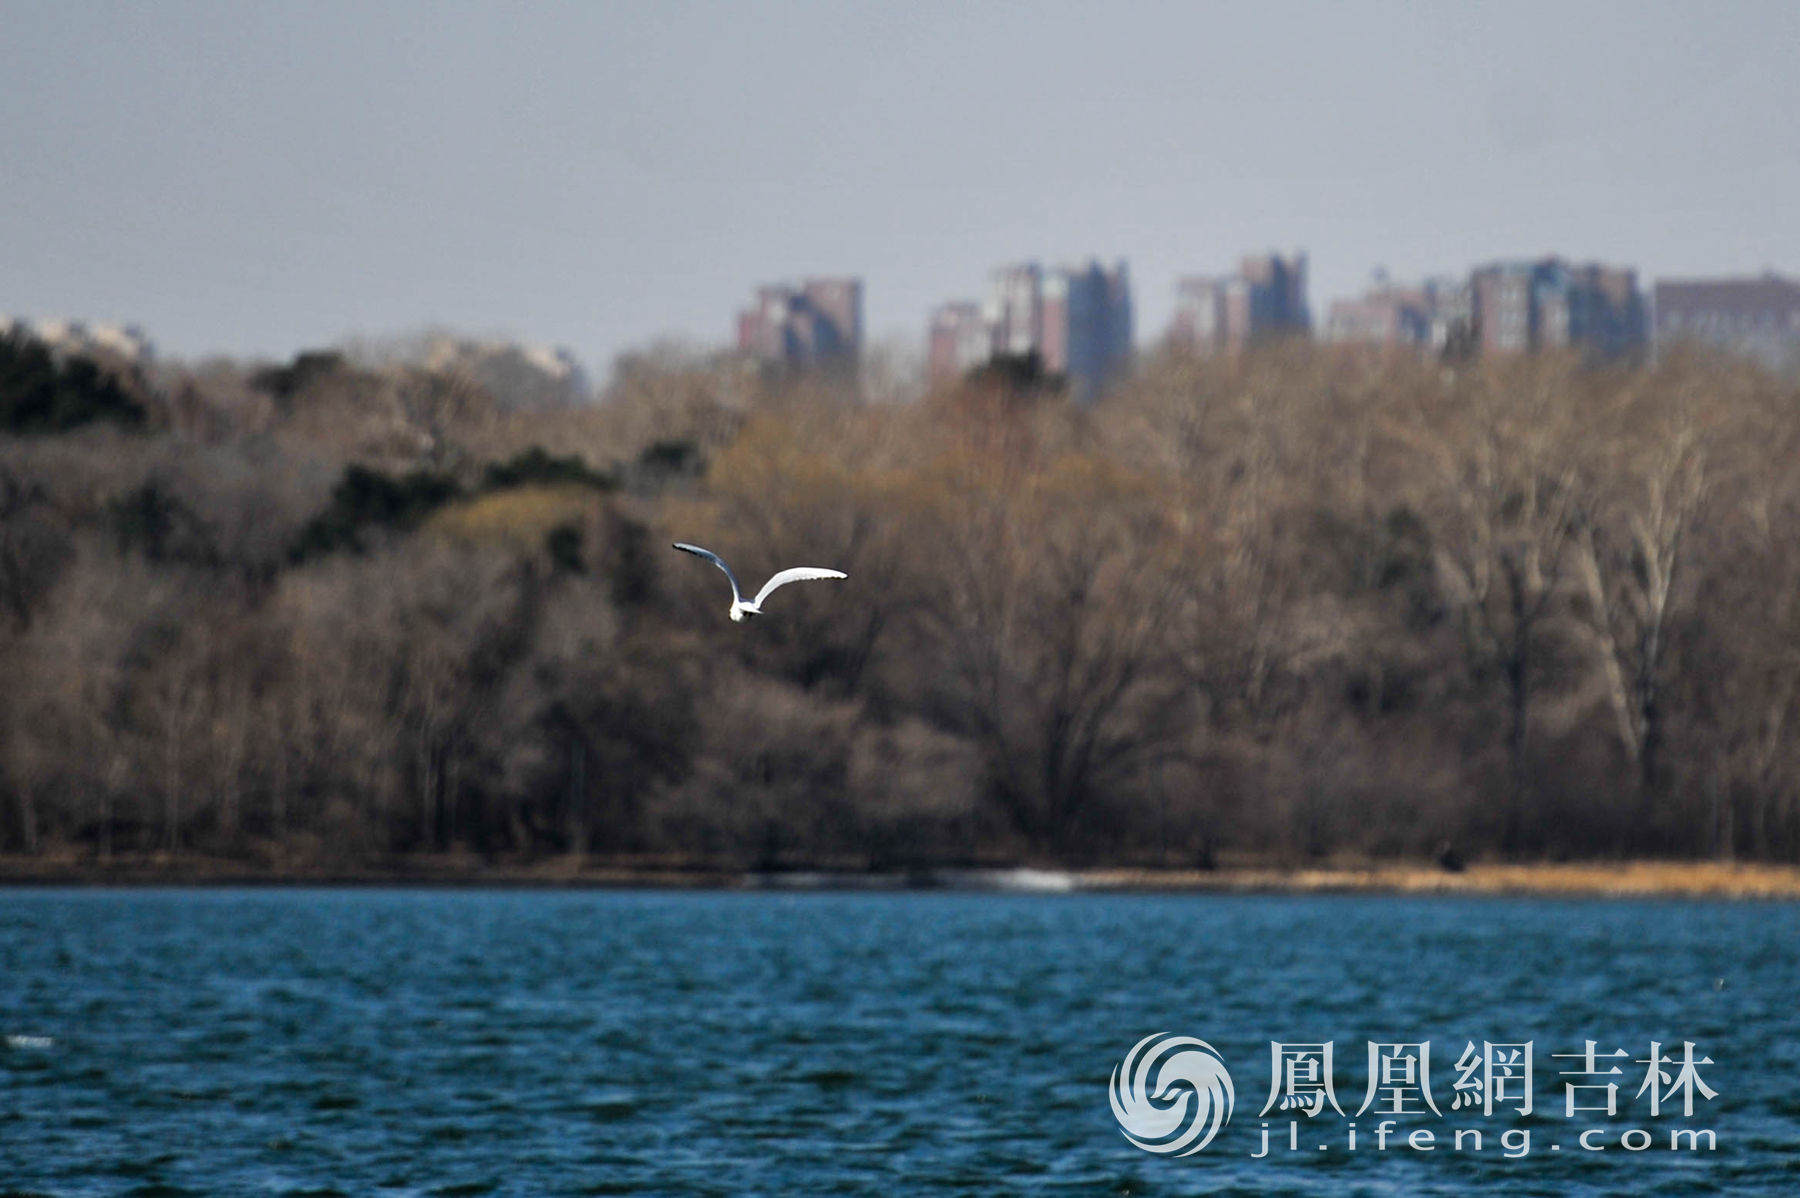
left=1, top=888, right=1796, bottom=1196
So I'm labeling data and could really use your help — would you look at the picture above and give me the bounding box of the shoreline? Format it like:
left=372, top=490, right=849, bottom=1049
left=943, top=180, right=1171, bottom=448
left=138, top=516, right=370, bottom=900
left=2, top=857, right=1798, bottom=899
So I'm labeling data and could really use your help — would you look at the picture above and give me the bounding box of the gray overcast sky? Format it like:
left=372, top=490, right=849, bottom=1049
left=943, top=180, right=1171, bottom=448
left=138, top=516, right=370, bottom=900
left=3, top=1, right=1797, bottom=378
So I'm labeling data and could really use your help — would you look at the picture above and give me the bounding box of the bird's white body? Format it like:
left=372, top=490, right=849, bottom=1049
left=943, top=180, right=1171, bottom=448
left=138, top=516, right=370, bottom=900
left=671, top=543, right=846, bottom=622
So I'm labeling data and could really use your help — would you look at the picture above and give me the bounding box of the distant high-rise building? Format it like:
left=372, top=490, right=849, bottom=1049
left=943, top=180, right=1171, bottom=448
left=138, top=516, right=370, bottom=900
left=1326, top=274, right=1471, bottom=354
left=1171, top=252, right=1310, bottom=352
left=984, top=263, right=1044, bottom=360
left=1472, top=262, right=1537, bottom=353
left=928, top=301, right=991, bottom=382
left=1326, top=287, right=1430, bottom=349
left=1170, top=276, right=1225, bottom=348
left=799, top=277, right=863, bottom=360
left=1241, top=253, right=1310, bottom=335
left=1470, top=258, right=1646, bottom=361
left=927, top=259, right=1132, bottom=402
left=1653, top=274, right=1800, bottom=372
left=736, top=277, right=863, bottom=372
left=1049, top=261, right=1133, bottom=402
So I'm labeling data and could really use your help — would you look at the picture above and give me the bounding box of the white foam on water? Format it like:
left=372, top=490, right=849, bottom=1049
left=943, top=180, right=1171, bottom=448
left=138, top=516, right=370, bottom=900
left=5, top=1034, right=55, bottom=1050
left=987, top=868, right=1078, bottom=892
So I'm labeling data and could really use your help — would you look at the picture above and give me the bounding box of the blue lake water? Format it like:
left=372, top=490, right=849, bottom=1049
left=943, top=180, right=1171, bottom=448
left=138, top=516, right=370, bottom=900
left=0, top=888, right=1795, bottom=1196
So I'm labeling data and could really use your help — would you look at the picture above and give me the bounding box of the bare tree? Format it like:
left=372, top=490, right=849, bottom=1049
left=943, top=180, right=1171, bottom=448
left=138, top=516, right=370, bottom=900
left=1389, top=362, right=1584, bottom=850
left=908, top=423, right=1195, bottom=856
left=1569, top=377, right=1708, bottom=808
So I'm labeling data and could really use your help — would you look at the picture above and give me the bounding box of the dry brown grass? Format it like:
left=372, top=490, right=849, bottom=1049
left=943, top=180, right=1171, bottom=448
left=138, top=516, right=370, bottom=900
left=1080, top=861, right=1800, bottom=899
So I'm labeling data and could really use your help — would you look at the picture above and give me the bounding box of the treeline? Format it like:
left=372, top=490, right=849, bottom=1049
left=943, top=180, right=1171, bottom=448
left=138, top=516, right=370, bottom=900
left=1, top=329, right=1799, bottom=868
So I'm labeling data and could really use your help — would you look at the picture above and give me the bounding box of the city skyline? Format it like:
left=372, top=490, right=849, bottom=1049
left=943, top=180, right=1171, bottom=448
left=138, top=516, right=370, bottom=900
left=4, top=3, right=1799, bottom=378
left=13, top=252, right=1800, bottom=381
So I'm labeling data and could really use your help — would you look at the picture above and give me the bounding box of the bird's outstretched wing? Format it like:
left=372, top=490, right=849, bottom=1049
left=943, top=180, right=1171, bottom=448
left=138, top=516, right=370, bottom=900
left=672, top=543, right=743, bottom=603
left=752, top=567, right=847, bottom=608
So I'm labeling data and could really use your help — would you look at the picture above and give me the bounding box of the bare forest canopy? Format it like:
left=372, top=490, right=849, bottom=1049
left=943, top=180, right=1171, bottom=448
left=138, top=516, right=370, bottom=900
left=2, top=329, right=1799, bottom=870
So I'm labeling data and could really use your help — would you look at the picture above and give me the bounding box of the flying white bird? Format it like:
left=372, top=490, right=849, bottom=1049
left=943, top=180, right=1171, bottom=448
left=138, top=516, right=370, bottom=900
left=671, top=543, right=846, bottom=622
